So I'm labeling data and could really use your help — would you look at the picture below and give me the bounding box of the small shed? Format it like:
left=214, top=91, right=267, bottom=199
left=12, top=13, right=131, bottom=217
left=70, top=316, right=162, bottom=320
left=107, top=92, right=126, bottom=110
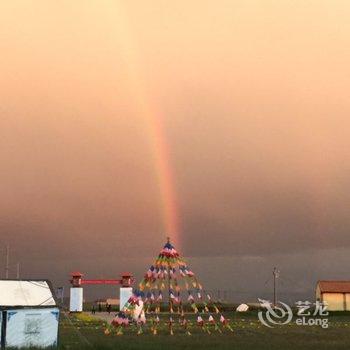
left=0, top=279, right=59, bottom=348
left=316, top=280, right=350, bottom=311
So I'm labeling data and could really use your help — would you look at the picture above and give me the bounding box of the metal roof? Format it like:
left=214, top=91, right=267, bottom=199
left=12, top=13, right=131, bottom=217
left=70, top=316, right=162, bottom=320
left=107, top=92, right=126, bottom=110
left=318, top=280, right=350, bottom=293
left=0, top=279, right=57, bottom=308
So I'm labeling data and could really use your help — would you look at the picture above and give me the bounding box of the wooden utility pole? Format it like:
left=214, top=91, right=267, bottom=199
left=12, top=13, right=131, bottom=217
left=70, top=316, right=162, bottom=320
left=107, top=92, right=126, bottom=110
left=273, top=267, right=280, bottom=307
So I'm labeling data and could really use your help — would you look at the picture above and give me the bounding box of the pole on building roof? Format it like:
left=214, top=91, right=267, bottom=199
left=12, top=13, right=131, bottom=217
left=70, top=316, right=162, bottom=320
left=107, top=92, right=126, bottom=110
left=5, top=245, right=9, bottom=279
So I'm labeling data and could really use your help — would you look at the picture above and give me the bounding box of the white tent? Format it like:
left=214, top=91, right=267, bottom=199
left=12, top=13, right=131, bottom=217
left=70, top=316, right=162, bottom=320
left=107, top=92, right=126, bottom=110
left=0, top=280, right=59, bottom=348
left=236, top=303, right=249, bottom=312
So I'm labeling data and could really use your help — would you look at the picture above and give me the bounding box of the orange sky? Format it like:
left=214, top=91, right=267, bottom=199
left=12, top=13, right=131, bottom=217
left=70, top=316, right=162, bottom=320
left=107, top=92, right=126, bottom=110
left=1, top=1, right=350, bottom=298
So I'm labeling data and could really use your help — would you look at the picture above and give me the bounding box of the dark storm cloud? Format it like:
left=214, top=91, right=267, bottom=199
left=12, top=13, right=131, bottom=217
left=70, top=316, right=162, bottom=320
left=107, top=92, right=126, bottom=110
left=1, top=1, right=350, bottom=299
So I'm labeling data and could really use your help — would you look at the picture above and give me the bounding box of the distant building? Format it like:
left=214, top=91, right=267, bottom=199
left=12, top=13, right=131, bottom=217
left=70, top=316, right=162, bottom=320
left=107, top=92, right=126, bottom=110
left=95, top=298, right=120, bottom=306
left=316, top=281, right=350, bottom=311
left=106, top=298, right=119, bottom=306
left=0, top=279, right=59, bottom=348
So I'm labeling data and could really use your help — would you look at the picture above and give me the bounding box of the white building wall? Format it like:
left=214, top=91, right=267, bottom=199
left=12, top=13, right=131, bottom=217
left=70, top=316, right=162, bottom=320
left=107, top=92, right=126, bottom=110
left=322, top=293, right=344, bottom=311
left=5, top=308, right=59, bottom=348
left=70, top=287, right=83, bottom=312
left=120, top=287, right=133, bottom=310
left=345, top=293, right=350, bottom=311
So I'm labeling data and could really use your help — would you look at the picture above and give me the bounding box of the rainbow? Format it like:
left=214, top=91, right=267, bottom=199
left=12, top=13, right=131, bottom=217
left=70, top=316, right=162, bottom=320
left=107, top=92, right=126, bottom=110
left=112, top=3, right=181, bottom=248
left=148, top=116, right=180, bottom=248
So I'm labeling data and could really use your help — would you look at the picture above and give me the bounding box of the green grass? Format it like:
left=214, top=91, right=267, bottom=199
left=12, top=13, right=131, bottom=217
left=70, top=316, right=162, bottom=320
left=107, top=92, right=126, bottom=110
left=57, top=311, right=350, bottom=350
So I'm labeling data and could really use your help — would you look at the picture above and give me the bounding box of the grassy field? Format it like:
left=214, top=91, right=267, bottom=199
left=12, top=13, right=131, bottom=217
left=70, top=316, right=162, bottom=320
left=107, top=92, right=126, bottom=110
left=57, top=311, right=350, bottom=349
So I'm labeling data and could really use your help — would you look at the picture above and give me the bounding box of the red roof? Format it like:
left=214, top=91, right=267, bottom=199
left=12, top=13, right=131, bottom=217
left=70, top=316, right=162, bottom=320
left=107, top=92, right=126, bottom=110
left=70, top=272, right=83, bottom=277
left=318, top=281, right=350, bottom=293
left=121, top=272, right=133, bottom=277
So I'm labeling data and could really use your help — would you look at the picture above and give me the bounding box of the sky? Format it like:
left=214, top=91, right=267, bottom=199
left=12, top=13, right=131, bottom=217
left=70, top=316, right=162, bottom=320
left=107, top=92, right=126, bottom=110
left=1, top=0, right=350, bottom=302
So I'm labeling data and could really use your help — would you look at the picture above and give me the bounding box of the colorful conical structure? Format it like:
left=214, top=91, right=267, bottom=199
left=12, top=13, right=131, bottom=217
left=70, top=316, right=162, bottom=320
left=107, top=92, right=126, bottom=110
left=107, top=238, right=233, bottom=335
